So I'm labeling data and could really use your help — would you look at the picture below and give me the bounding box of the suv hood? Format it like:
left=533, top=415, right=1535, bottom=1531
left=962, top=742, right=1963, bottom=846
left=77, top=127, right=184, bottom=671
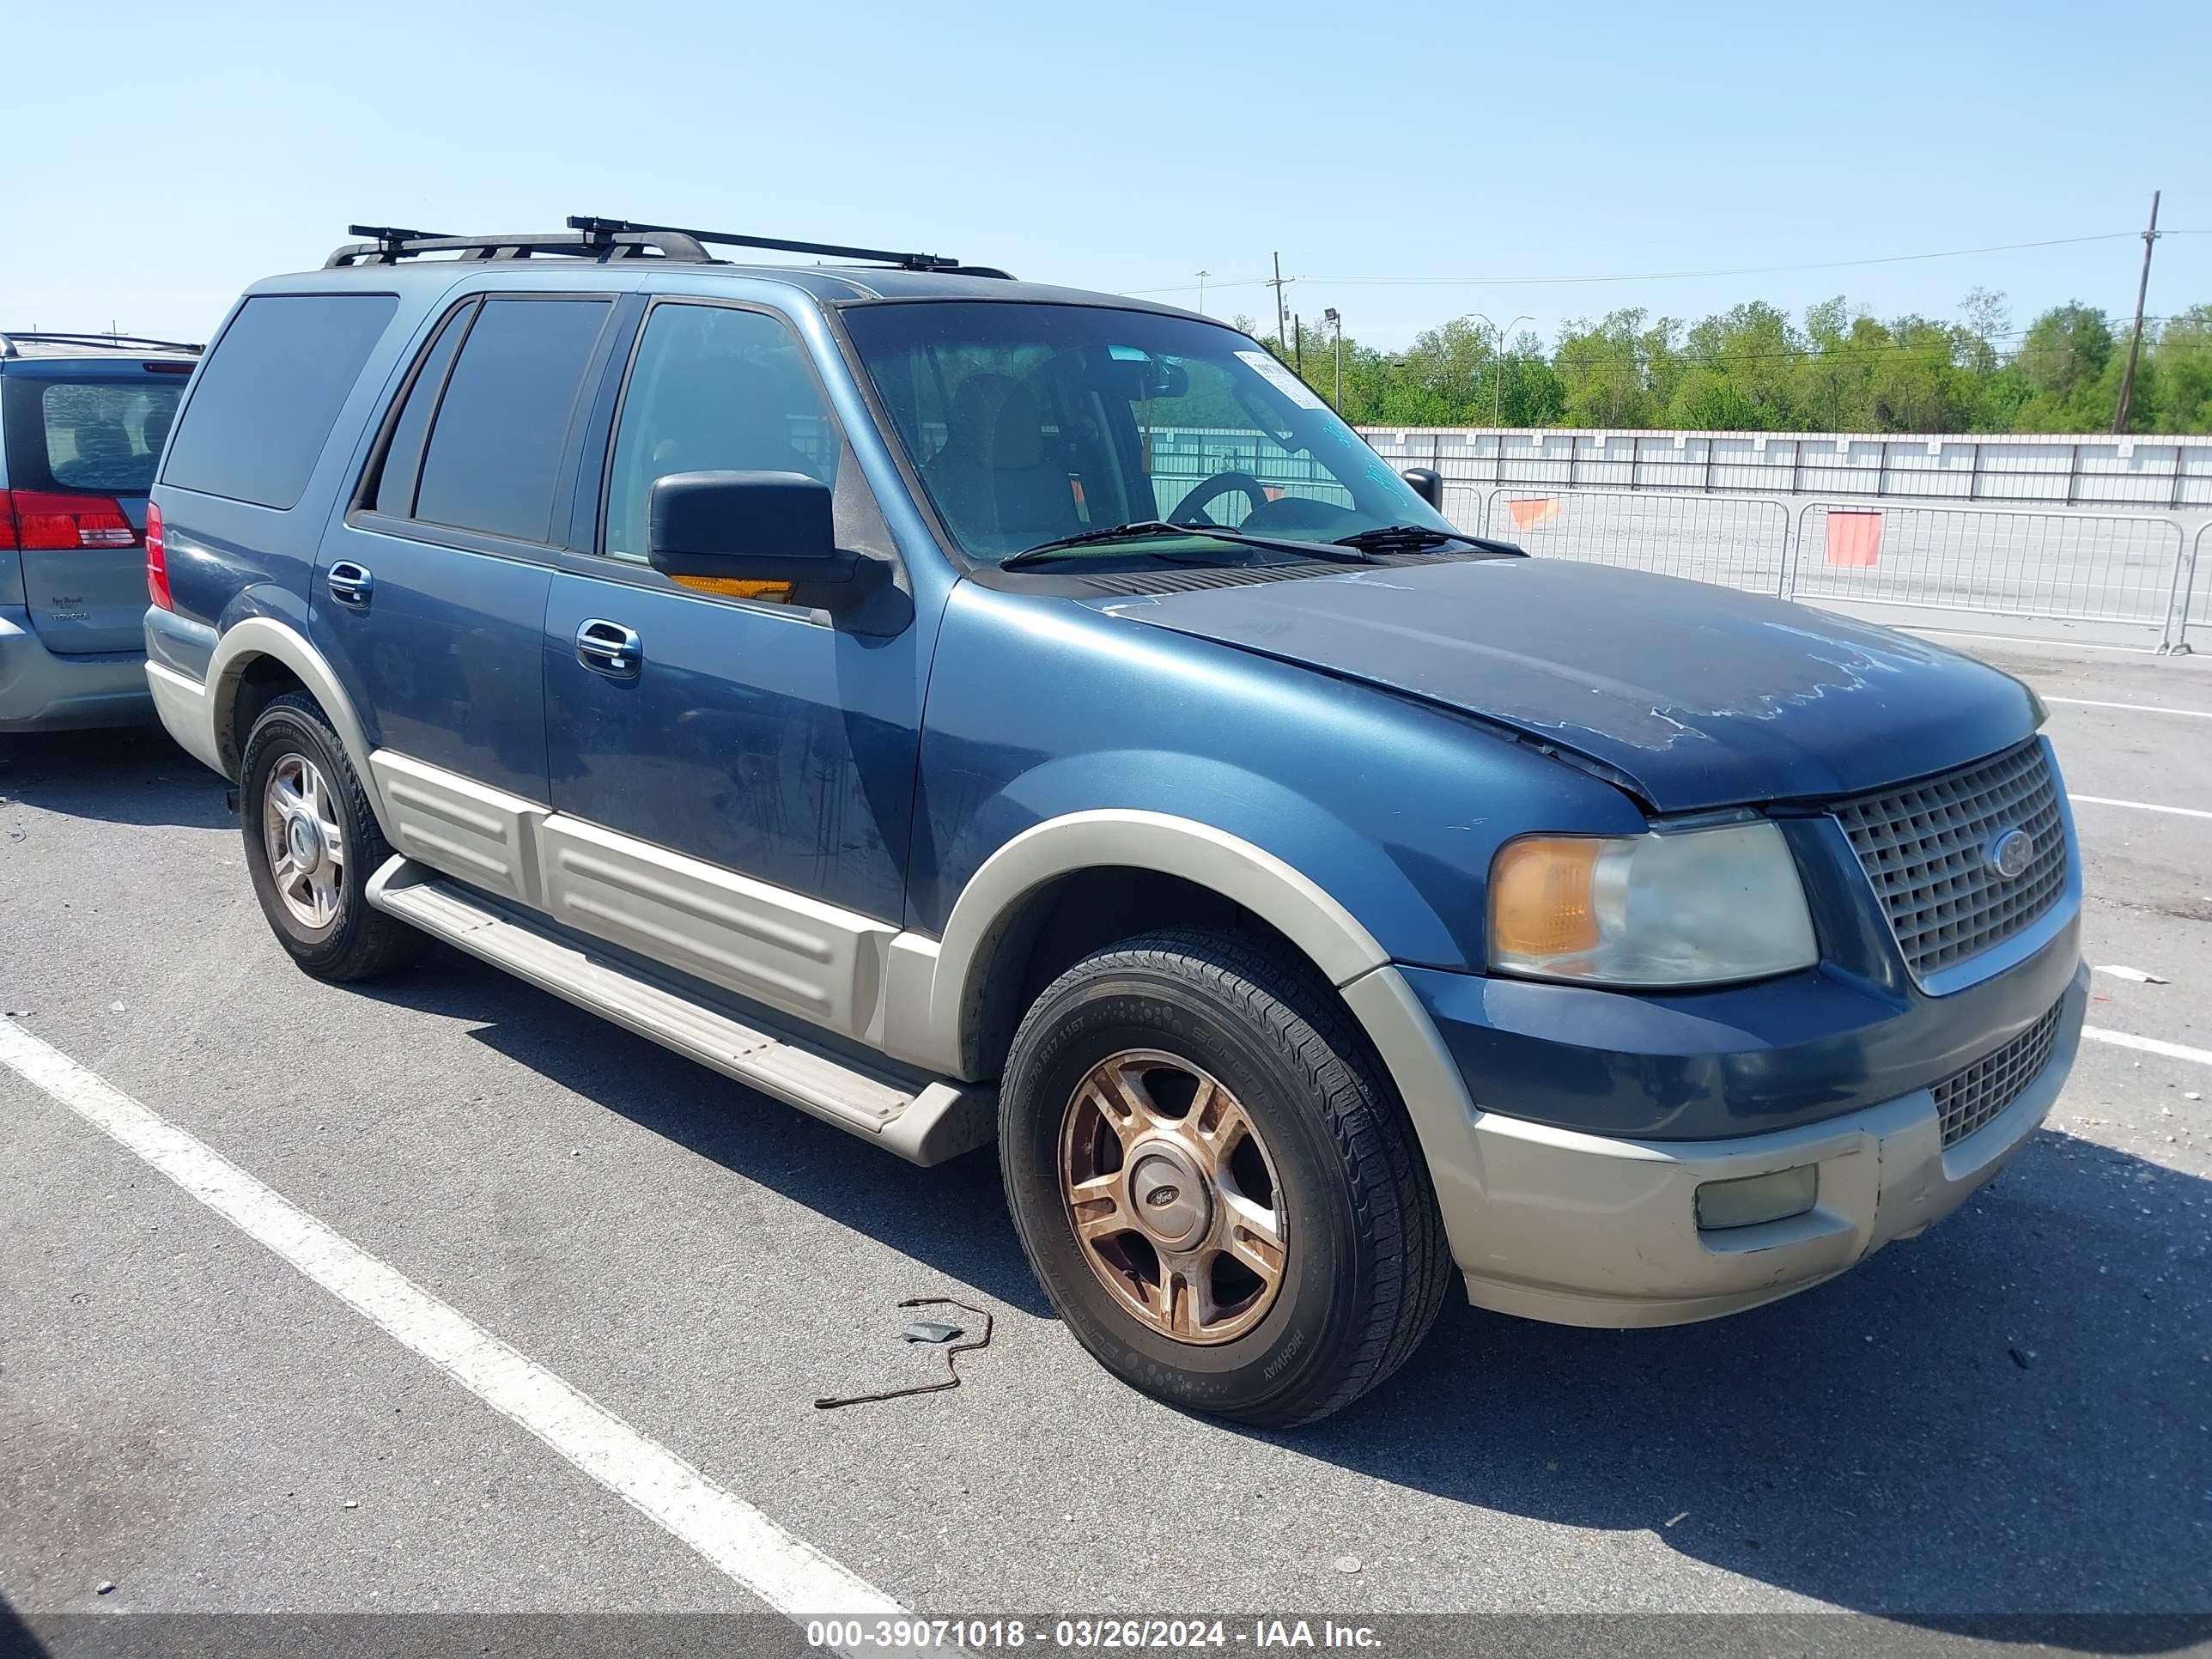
left=1091, top=557, right=2041, bottom=812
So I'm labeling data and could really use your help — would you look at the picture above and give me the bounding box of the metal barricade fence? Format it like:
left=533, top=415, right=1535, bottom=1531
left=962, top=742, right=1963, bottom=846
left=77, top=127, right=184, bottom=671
left=1137, top=428, right=2203, bottom=653
left=1790, top=503, right=2187, bottom=636
left=2188, top=526, right=2211, bottom=652
left=1480, top=489, right=1791, bottom=594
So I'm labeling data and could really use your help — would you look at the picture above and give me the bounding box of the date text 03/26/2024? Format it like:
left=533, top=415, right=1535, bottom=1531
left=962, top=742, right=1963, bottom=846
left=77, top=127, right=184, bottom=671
left=805, top=1619, right=1384, bottom=1650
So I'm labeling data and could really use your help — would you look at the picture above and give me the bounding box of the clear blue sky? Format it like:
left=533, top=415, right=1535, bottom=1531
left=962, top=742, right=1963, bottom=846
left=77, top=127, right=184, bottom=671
left=9, top=0, right=2205, bottom=352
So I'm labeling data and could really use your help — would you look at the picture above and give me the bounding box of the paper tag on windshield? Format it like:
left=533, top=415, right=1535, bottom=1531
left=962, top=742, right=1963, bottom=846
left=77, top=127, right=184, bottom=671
left=1235, top=349, right=1328, bottom=410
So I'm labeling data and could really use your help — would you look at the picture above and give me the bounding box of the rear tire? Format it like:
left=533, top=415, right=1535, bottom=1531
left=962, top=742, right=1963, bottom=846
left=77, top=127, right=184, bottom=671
left=1000, top=928, right=1450, bottom=1427
left=240, top=691, right=422, bottom=983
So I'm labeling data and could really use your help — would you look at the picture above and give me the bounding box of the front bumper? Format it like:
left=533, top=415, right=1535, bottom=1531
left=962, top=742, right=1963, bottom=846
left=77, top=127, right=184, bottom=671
left=1439, top=961, right=2087, bottom=1327
left=0, top=606, right=153, bottom=732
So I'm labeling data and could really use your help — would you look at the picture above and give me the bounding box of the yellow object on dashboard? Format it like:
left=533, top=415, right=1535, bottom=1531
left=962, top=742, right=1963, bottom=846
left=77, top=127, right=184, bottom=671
left=670, top=575, right=795, bottom=603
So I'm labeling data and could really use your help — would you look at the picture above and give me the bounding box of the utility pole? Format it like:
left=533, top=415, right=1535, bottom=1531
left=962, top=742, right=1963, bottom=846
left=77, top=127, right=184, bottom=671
left=1194, top=270, right=1209, bottom=314
left=2113, top=190, right=2161, bottom=434
left=1324, top=307, right=1343, bottom=411
left=1267, top=252, right=1291, bottom=353
left=1293, top=314, right=1304, bottom=376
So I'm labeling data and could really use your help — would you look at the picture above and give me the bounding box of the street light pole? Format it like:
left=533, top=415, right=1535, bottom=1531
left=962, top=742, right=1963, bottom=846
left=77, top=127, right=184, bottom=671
left=1195, top=270, right=1209, bottom=314
left=1323, top=307, right=1342, bottom=411
left=1491, top=313, right=1533, bottom=428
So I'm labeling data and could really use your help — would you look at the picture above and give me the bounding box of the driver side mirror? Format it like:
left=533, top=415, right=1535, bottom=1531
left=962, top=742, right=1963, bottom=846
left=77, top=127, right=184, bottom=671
left=1400, top=466, right=1445, bottom=511
left=647, top=471, right=885, bottom=610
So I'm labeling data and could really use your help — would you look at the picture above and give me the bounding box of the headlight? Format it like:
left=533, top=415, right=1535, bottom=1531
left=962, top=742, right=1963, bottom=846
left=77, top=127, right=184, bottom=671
left=1488, top=820, right=1817, bottom=987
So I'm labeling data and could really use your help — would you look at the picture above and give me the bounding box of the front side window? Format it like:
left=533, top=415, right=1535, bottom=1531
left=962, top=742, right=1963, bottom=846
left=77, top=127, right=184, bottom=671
left=411, top=297, right=610, bottom=543
left=841, top=301, right=1449, bottom=563
left=604, top=303, right=841, bottom=563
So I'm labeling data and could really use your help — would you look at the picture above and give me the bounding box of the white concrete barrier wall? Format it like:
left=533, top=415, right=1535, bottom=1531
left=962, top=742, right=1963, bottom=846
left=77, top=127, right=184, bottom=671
left=1352, top=428, right=2212, bottom=510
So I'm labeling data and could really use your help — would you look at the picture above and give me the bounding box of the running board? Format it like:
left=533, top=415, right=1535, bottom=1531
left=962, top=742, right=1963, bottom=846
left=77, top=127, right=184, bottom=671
left=366, top=858, right=995, bottom=1166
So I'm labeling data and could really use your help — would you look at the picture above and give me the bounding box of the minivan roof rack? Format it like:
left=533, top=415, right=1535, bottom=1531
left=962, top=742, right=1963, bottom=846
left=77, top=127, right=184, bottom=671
left=565, top=215, right=1007, bottom=276
left=325, top=224, right=714, bottom=268
left=1, top=331, right=204, bottom=357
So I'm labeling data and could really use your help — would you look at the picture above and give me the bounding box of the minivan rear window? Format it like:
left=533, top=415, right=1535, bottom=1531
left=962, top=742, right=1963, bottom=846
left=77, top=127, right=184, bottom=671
left=161, top=294, right=397, bottom=509
left=0, top=377, right=183, bottom=496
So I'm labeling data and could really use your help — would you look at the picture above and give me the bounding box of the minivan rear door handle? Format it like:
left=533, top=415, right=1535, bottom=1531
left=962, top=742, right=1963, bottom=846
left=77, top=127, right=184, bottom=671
left=326, top=561, right=374, bottom=608
left=575, top=618, right=642, bottom=677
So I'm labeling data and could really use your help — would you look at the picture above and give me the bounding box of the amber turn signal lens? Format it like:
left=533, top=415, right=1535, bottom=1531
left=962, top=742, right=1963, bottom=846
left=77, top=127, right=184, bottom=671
left=1490, top=837, right=1602, bottom=957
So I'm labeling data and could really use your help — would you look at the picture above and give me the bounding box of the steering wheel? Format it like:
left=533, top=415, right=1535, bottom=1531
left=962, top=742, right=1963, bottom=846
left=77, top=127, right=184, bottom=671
left=1170, top=470, right=1271, bottom=527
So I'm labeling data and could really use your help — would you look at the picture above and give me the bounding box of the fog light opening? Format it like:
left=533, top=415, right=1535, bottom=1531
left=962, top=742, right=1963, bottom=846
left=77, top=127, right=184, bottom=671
left=1696, top=1164, right=1819, bottom=1231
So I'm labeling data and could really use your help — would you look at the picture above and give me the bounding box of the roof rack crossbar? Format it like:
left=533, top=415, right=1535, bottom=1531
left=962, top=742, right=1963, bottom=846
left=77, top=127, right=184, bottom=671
left=567, top=215, right=964, bottom=273
left=325, top=227, right=714, bottom=268
left=0, top=331, right=204, bottom=357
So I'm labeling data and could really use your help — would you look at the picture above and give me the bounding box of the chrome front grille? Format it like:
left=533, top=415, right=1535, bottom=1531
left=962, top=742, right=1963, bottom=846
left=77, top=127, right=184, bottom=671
left=1933, top=1000, right=2064, bottom=1147
left=1833, top=740, right=2069, bottom=984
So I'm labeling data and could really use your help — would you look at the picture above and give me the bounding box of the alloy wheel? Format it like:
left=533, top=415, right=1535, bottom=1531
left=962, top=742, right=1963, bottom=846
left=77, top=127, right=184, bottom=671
left=1058, top=1048, right=1287, bottom=1345
left=262, top=751, right=345, bottom=930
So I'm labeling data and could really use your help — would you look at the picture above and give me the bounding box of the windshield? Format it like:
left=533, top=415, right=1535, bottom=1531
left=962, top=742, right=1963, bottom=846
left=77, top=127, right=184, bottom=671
left=841, top=301, right=1453, bottom=564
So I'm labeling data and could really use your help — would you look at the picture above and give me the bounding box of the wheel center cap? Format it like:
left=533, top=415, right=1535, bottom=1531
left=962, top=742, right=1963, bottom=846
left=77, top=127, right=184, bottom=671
left=286, top=812, right=323, bottom=866
left=1127, top=1144, right=1209, bottom=1249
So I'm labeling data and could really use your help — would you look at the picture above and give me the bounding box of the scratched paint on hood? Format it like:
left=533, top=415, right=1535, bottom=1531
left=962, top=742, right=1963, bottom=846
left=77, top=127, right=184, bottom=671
left=1091, top=557, right=2042, bottom=811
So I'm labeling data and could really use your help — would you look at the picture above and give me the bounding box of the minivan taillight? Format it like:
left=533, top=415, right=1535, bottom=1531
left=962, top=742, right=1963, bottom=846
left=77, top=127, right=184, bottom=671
left=146, top=501, right=173, bottom=611
left=0, top=489, right=138, bottom=550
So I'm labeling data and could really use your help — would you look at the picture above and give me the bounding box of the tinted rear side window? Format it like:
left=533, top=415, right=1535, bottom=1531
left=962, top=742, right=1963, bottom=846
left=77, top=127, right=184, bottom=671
left=161, top=294, right=398, bottom=509
left=411, top=298, right=609, bottom=543
left=0, top=376, right=184, bottom=496
left=368, top=301, right=474, bottom=517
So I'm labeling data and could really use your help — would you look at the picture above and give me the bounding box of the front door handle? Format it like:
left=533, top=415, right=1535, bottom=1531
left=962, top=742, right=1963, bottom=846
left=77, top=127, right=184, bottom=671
left=575, top=618, right=642, bottom=677
left=326, top=561, right=374, bottom=608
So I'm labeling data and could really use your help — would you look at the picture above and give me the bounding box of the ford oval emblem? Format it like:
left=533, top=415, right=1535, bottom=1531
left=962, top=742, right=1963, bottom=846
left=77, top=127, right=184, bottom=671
left=1987, top=828, right=2036, bottom=879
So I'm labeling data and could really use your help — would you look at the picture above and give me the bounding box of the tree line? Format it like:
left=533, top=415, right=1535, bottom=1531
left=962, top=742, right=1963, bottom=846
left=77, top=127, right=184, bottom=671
left=1241, top=289, right=2212, bottom=434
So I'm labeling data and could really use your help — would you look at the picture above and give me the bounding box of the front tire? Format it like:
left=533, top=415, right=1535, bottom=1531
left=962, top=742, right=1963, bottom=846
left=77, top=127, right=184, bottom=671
left=1000, top=929, right=1450, bottom=1427
left=240, top=691, right=422, bottom=983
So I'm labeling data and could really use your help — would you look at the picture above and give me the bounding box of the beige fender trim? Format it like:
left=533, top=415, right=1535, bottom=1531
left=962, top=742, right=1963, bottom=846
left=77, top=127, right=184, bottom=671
left=204, top=617, right=394, bottom=840
left=878, top=809, right=1489, bottom=1268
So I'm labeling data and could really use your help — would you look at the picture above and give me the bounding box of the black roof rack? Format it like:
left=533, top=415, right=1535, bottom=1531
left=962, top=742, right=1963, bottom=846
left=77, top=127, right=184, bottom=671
left=325, top=224, right=713, bottom=268
left=568, top=216, right=1012, bottom=277
left=321, top=218, right=1012, bottom=279
left=565, top=215, right=972, bottom=273
left=0, top=331, right=203, bottom=358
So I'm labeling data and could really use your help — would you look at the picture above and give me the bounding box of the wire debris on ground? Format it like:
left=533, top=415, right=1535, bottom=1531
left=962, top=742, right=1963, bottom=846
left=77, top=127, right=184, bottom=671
left=815, top=1297, right=994, bottom=1411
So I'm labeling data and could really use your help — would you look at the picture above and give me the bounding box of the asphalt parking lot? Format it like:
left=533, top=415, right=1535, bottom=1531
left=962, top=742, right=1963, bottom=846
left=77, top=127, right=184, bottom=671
left=3, top=631, right=2208, bottom=1651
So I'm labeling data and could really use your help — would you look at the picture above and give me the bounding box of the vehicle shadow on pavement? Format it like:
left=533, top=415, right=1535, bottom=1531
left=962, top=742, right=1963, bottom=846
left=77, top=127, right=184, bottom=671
left=349, top=946, right=2204, bottom=1640
left=0, top=1589, right=49, bottom=1658
left=1281, top=1129, right=2209, bottom=1641
left=0, top=729, right=230, bottom=830
left=353, top=945, right=1056, bottom=1319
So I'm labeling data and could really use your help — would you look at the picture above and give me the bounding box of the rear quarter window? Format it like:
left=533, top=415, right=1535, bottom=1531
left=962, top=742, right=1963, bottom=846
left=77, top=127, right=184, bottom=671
left=161, top=293, right=398, bottom=509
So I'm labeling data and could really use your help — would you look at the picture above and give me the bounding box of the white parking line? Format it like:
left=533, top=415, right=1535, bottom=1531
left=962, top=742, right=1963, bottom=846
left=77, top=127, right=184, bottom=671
left=0, top=1019, right=907, bottom=1650
left=2046, top=696, right=2212, bottom=720
left=2082, top=1026, right=2212, bottom=1067
left=2068, top=794, right=2212, bottom=821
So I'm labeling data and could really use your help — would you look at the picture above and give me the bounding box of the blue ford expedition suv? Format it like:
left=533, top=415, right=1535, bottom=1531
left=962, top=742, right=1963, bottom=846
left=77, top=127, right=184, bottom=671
left=145, top=219, right=2087, bottom=1425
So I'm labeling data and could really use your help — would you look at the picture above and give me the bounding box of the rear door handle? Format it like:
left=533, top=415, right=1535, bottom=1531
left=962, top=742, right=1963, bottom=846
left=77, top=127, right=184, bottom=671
left=326, top=561, right=374, bottom=607
left=575, top=618, right=642, bottom=677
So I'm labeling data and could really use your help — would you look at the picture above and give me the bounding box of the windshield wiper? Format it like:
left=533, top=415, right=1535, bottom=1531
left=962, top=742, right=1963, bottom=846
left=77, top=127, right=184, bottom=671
left=1000, top=520, right=1378, bottom=571
left=1333, top=524, right=1525, bottom=556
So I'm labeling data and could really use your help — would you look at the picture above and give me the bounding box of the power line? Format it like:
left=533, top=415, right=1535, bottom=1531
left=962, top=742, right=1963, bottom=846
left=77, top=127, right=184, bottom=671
left=1119, top=228, right=2208, bottom=299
